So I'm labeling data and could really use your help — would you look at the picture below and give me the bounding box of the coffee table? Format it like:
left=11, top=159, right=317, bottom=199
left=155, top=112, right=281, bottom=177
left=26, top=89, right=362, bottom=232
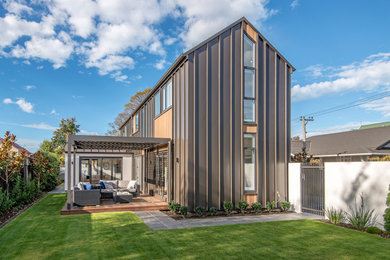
left=113, top=191, right=133, bottom=203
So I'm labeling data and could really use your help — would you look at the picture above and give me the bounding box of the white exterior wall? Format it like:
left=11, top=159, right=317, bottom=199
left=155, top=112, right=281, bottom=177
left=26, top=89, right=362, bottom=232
left=65, top=153, right=133, bottom=191
left=288, top=163, right=301, bottom=213
left=324, top=162, right=390, bottom=228
left=288, top=161, right=390, bottom=228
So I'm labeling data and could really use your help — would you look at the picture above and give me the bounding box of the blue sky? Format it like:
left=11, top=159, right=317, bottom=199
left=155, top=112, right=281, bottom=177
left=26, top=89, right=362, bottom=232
left=1, top=0, right=390, bottom=152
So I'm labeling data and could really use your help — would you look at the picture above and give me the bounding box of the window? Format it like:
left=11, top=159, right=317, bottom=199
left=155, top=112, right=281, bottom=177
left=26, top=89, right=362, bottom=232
left=79, top=157, right=122, bottom=183
left=135, top=113, right=139, bottom=132
left=122, top=125, right=127, bottom=137
left=243, top=34, right=255, bottom=123
left=130, top=118, right=133, bottom=134
left=155, top=92, right=161, bottom=117
left=162, top=79, right=172, bottom=111
left=244, top=133, right=256, bottom=192
left=145, top=105, right=148, bottom=137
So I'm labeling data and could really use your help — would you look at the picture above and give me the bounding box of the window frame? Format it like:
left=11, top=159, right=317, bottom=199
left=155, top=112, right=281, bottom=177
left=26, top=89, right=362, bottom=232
left=243, top=133, right=256, bottom=193
left=243, top=33, right=256, bottom=124
left=79, top=157, right=123, bottom=183
left=135, top=113, right=139, bottom=133
left=154, top=78, right=173, bottom=119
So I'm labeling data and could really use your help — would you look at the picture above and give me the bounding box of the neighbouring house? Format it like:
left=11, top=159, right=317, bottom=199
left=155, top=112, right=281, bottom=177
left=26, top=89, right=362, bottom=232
left=291, top=125, right=390, bottom=162
left=65, top=17, right=294, bottom=210
left=0, top=137, right=31, bottom=156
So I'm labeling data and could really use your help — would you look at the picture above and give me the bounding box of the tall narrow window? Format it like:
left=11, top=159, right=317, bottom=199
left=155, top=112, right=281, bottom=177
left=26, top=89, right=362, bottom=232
left=130, top=118, right=133, bottom=134
left=123, top=125, right=127, bottom=137
left=243, top=34, right=255, bottom=123
left=166, top=79, right=172, bottom=109
left=155, top=92, right=161, bottom=117
left=135, top=113, right=139, bottom=132
left=244, top=133, right=256, bottom=191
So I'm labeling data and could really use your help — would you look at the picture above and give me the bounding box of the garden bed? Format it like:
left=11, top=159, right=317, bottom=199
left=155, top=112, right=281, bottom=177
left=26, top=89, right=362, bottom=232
left=0, top=193, right=47, bottom=229
left=318, top=219, right=390, bottom=239
left=161, top=208, right=294, bottom=220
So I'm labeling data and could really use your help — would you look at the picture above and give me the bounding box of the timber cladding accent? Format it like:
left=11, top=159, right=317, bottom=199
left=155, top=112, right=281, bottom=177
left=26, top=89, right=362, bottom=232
left=245, top=194, right=257, bottom=204
left=153, top=108, right=172, bottom=139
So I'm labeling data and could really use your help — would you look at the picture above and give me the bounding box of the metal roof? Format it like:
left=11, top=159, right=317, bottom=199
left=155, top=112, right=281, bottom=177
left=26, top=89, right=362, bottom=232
left=67, top=135, right=170, bottom=151
left=291, top=126, right=390, bottom=157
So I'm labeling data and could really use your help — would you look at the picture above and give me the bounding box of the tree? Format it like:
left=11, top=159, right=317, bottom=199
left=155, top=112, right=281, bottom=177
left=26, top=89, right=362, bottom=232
left=106, top=88, right=151, bottom=135
left=51, top=117, right=80, bottom=155
left=0, top=131, right=27, bottom=196
left=39, top=140, right=54, bottom=153
left=30, top=151, right=53, bottom=190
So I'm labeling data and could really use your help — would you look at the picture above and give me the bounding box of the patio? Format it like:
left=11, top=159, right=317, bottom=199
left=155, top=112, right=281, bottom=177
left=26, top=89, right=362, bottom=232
left=60, top=194, right=167, bottom=215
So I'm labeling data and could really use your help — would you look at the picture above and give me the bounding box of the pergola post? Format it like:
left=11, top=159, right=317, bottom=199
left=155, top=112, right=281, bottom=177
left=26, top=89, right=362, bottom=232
left=66, top=135, right=73, bottom=208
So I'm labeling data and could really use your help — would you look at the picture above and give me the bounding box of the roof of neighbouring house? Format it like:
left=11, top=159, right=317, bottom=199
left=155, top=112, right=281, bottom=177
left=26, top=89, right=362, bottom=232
left=303, top=126, right=390, bottom=157
left=359, top=121, right=390, bottom=129
left=0, top=138, right=31, bottom=154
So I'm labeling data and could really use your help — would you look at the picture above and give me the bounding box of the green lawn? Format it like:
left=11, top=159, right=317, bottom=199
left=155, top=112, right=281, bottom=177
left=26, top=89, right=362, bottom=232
left=0, top=194, right=388, bottom=260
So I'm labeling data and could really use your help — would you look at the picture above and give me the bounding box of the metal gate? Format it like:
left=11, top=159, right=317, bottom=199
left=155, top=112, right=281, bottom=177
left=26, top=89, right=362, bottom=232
left=301, top=163, right=324, bottom=216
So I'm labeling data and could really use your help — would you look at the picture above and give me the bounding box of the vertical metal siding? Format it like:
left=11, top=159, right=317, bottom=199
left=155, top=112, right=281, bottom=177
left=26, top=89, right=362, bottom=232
left=170, top=20, right=291, bottom=210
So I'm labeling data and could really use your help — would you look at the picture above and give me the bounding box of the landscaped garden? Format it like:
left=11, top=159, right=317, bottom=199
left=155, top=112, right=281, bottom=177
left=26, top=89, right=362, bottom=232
left=0, top=194, right=389, bottom=259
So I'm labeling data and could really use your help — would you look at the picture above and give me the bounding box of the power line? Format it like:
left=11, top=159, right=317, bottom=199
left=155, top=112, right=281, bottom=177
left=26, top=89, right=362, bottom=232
left=292, top=90, right=390, bottom=122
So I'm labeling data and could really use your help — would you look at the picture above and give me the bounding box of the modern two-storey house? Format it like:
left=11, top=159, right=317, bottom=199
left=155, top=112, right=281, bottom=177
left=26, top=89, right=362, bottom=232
left=65, top=17, right=294, bottom=211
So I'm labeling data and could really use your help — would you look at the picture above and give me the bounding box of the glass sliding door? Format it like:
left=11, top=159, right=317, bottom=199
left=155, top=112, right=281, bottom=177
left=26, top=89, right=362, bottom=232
left=79, top=157, right=122, bottom=184
left=80, top=159, right=90, bottom=182
left=91, top=159, right=101, bottom=184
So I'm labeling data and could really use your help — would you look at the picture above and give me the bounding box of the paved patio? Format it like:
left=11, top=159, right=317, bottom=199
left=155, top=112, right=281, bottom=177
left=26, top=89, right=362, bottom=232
left=135, top=211, right=323, bottom=230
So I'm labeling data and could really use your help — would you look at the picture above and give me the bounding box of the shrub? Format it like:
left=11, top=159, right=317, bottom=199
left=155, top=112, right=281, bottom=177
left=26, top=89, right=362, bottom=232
left=0, top=188, right=12, bottom=215
left=195, top=206, right=205, bottom=217
left=179, top=206, right=188, bottom=216
left=384, top=185, right=390, bottom=234
left=252, top=202, right=262, bottom=212
left=266, top=201, right=276, bottom=212
left=10, top=177, right=27, bottom=206
left=324, top=207, right=345, bottom=224
left=347, top=194, right=377, bottom=229
left=280, top=201, right=291, bottom=212
left=366, top=226, right=382, bottom=235
left=223, top=201, right=233, bottom=214
left=238, top=200, right=249, bottom=214
left=168, top=201, right=181, bottom=213
left=209, top=207, right=217, bottom=216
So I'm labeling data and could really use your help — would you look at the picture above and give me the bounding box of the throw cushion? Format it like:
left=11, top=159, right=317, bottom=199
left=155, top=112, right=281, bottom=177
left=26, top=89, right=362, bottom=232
left=104, top=182, right=114, bottom=189
left=84, top=183, right=93, bottom=190
left=127, top=180, right=137, bottom=190
left=99, top=180, right=106, bottom=189
left=78, top=182, right=84, bottom=190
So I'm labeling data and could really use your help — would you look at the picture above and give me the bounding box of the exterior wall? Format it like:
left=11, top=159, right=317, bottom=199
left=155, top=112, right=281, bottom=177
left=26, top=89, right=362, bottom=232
left=174, top=21, right=292, bottom=210
left=154, top=108, right=172, bottom=138
left=288, top=163, right=301, bottom=213
left=288, top=162, right=390, bottom=228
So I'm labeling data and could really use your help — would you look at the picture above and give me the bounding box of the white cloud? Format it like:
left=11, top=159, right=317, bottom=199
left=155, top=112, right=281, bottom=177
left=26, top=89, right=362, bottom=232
left=3, top=97, right=34, bottom=113
left=177, top=0, right=275, bottom=48
left=292, top=53, right=390, bottom=101
left=80, top=129, right=98, bottom=135
left=307, top=121, right=376, bottom=137
left=291, top=0, right=299, bottom=9
left=360, top=96, right=390, bottom=117
left=50, top=108, right=60, bottom=116
left=25, top=85, right=36, bottom=90
left=154, top=59, right=169, bottom=70
left=0, top=0, right=275, bottom=80
left=21, top=122, right=56, bottom=131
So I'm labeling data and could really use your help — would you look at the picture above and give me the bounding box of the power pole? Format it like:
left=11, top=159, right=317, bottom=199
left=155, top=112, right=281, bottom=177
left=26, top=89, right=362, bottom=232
left=300, top=116, right=314, bottom=141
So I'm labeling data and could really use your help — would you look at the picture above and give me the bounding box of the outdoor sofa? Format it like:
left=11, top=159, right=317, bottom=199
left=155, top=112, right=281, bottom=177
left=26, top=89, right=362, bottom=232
left=73, top=182, right=101, bottom=206
left=99, top=180, right=140, bottom=199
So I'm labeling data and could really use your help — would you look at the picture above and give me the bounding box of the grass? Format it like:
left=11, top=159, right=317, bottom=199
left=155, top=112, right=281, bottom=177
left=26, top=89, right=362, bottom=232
left=0, top=194, right=389, bottom=259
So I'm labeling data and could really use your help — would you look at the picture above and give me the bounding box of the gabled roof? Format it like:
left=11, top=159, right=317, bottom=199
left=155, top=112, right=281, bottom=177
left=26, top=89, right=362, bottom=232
left=119, top=17, right=295, bottom=130
left=294, top=126, right=390, bottom=157
left=0, top=138, right=31, bottom=154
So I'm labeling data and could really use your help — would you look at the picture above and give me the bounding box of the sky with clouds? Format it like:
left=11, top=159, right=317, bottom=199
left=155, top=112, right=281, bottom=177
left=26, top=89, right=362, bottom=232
left=0, top=0, right=390, bottom=152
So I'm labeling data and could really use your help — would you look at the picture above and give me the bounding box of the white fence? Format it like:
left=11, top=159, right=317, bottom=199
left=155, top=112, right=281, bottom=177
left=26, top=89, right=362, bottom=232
left=289, top=162, right=390, bottom=228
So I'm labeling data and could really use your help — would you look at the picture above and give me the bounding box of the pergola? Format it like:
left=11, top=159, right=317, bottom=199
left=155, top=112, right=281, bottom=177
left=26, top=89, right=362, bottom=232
left=66, top=135, right=172, bottom=208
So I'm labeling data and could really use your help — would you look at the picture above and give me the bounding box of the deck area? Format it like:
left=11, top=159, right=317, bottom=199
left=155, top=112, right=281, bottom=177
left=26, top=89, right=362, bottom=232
left=60, top=195, right=167, bottom=215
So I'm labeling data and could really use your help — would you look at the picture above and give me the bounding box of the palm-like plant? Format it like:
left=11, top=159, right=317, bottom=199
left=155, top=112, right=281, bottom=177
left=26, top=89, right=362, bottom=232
left=347, top=194, right=377, bottom=229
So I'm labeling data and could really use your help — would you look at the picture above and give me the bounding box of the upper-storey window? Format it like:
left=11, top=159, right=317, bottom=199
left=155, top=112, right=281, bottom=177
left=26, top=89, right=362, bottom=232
left=135, top=113, right=139, bottom=132
left=243, top=34, right=255, bottom=123
left=155, top=79, right=172, bottom=118
left=155, top=92, right=161, bottom=117
left=130, top=118, right=133, bottom=134
left=122, top=125, right=127, bottom=137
